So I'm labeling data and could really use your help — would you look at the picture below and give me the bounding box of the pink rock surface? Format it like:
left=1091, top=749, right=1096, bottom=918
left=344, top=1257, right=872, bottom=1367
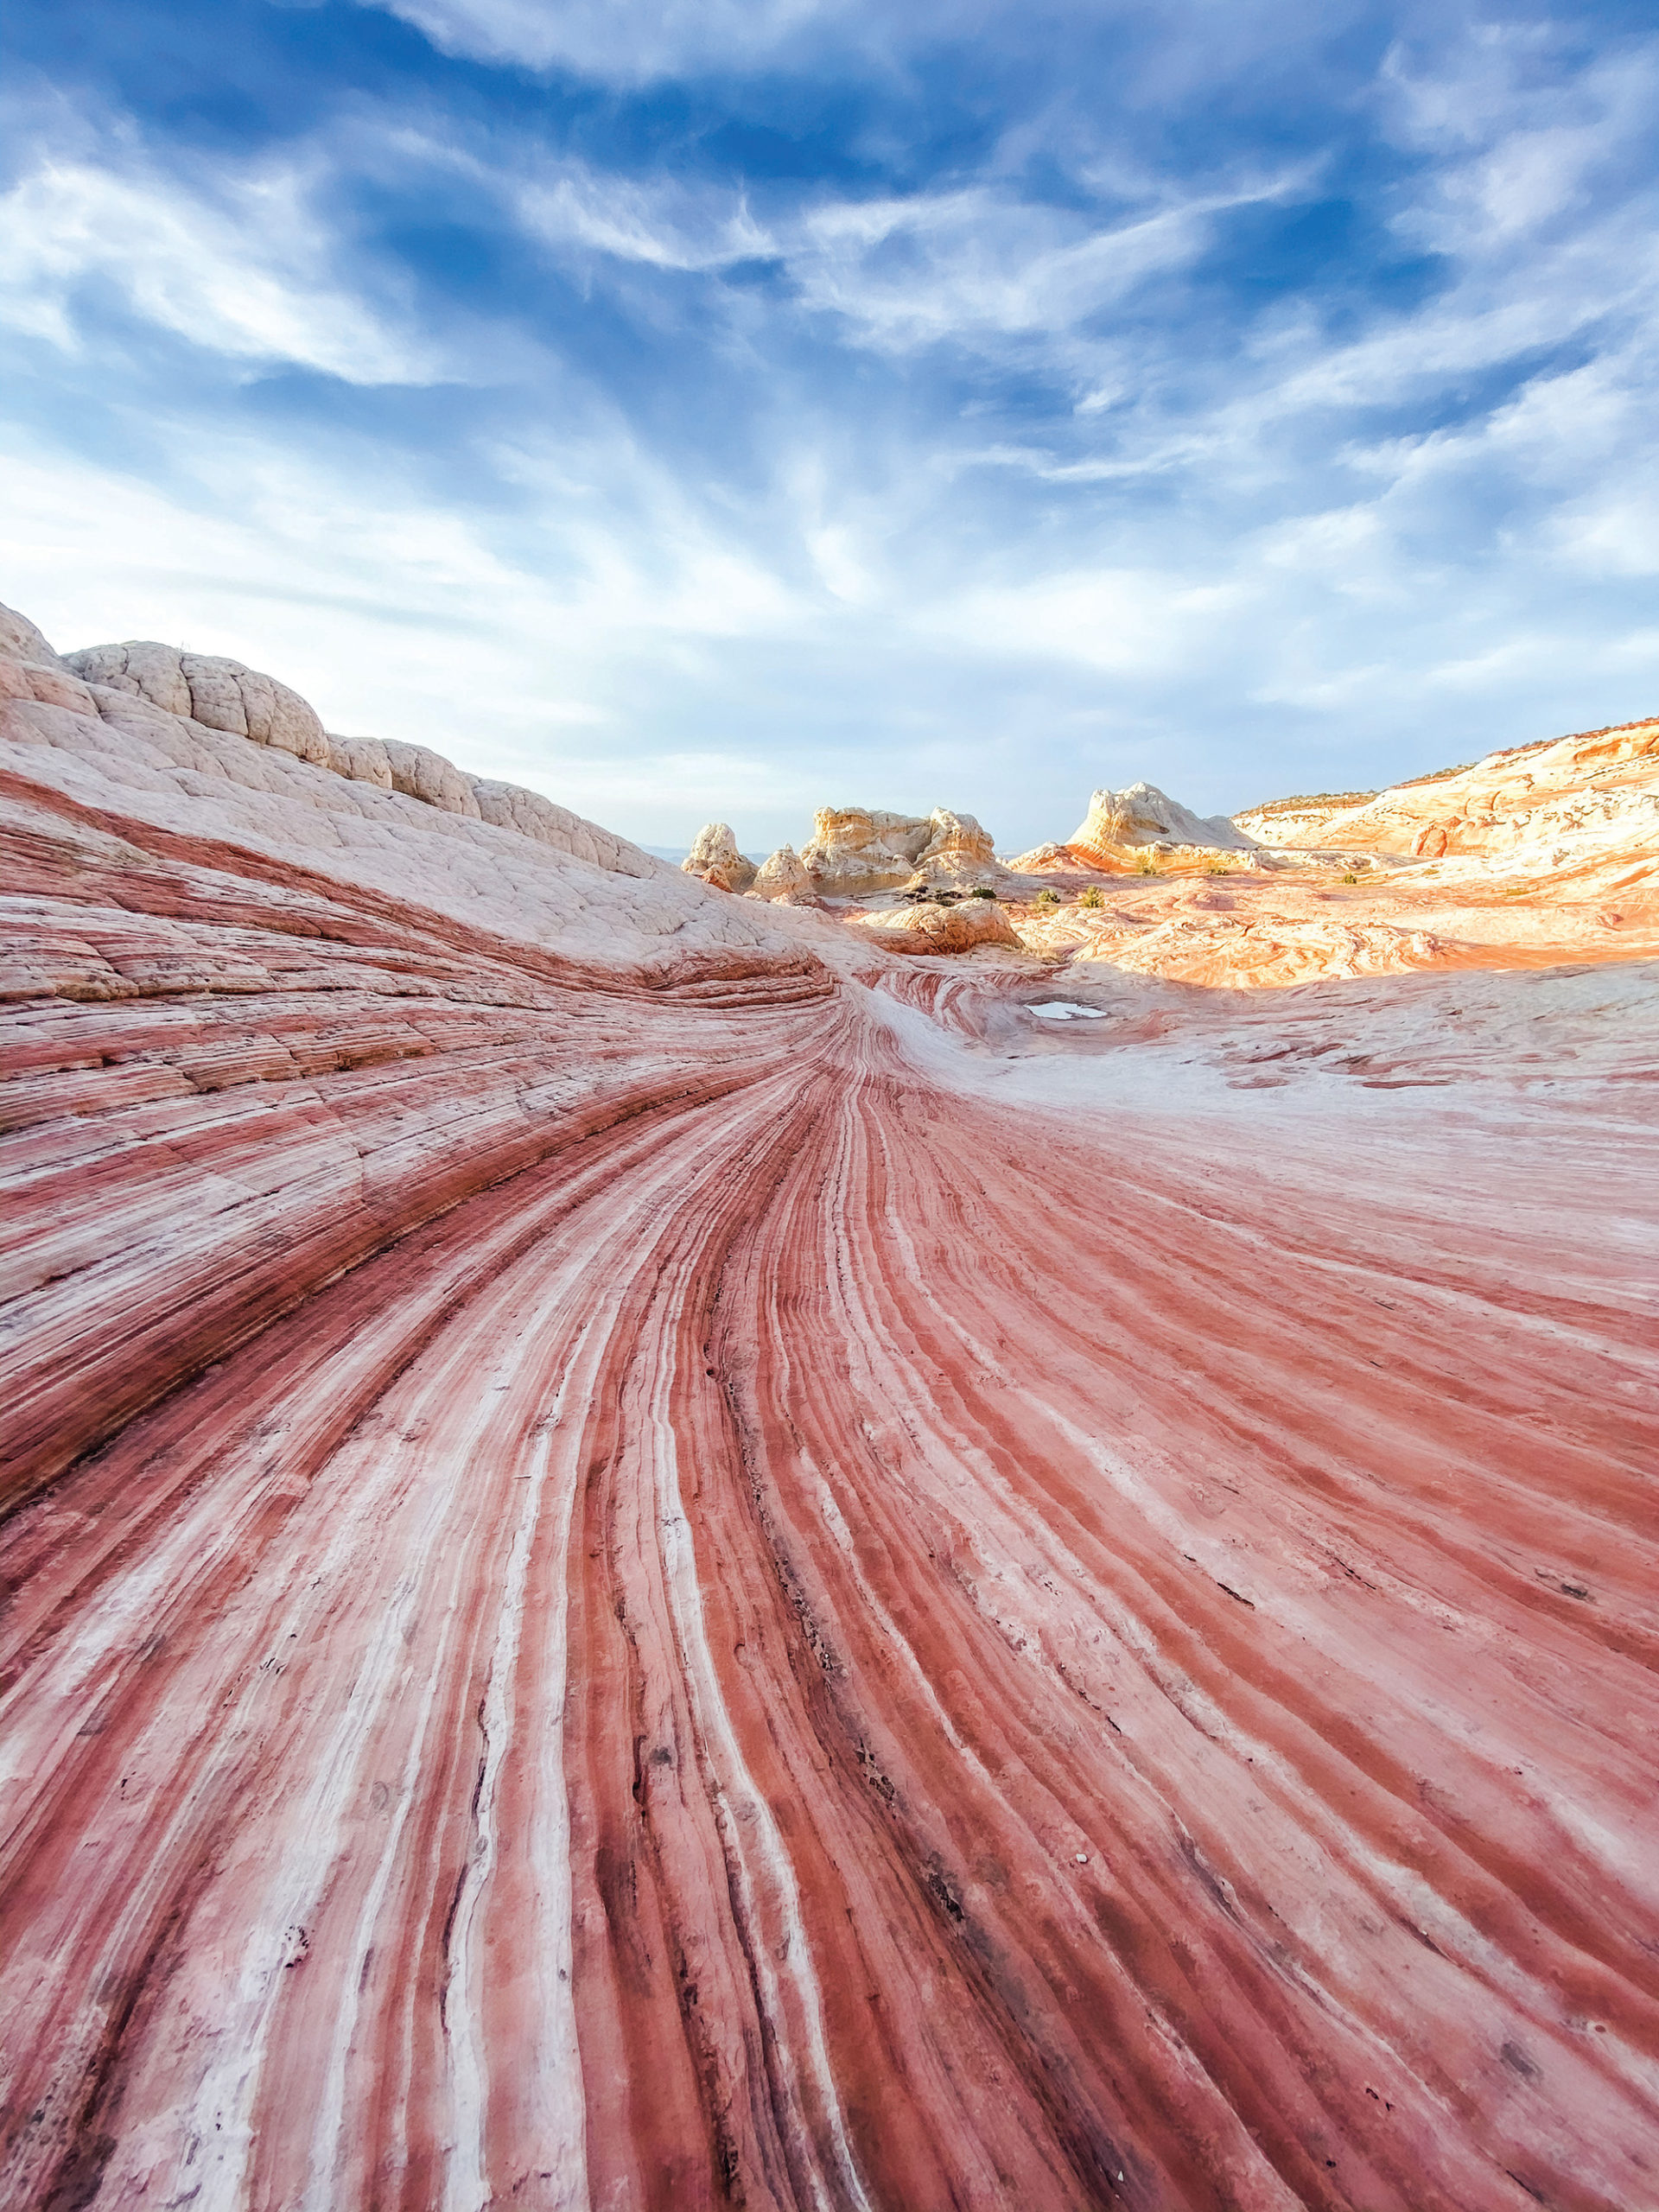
left=1236, top=715, right=1659, bottom=867
left=2, top=610, right=1658, bottom=2211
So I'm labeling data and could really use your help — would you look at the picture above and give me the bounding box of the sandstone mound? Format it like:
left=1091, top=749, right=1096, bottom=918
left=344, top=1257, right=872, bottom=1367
left=684, top=820, right=758, bottom=892
left=801, top=804, right=1001, bottom=895
left=468, top=777, right=666, bottom=877
left=848, top=893, right=1020, bottom=954
left=65, top=640, right=332, bottom=765
left=751, top=842, right=812, bottom=900
left=1230, top=788, right=1378, bottom=843
left=1072, top=779, right=1256, bottom=857
left=0, top=604, right=830, bottom=973
left=1007, top=779, right=1259, bottom=876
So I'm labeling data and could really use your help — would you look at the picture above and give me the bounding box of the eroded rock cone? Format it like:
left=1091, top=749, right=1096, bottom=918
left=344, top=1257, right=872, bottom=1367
left=751, top=843, right=812, bottom=900
left=684, top=822, right=757, bottom=892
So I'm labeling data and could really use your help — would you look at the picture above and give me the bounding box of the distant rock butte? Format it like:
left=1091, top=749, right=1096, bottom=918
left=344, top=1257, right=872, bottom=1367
left=801, top=804, right=1001, bottom=895
left=2, top=595, right=1657, bottom=2212
left=1007, top=779, right=1261, bottom=877
left=1072, top=779, right=1257, bottom=857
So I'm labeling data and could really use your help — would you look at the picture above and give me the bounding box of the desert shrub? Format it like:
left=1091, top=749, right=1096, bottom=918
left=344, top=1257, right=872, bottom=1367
left=1135, top=854, right=1160, bottom=875
left=1034, top=887, right=1060, bottom=906
left=1342, top=871, right=1359, bottom=885
left=1078, top=886, right=1105, bottom=908
left=1206, top=861, right=1230, bottom=875
left=968, top=885, right=997, bottom=899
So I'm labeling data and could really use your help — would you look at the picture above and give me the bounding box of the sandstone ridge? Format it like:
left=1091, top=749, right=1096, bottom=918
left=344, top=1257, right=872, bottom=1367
left=0, top=606, right=855, bottom=977
left=41, top=631, right=674, bottom=885
left=1232, top=715, right=1659, bottom=869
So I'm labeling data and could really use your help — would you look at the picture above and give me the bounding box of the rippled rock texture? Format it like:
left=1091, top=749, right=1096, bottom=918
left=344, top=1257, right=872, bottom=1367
left=1232, top=716, right=1659, bottom=869
left=3, top=611, right=1658, bottom=2211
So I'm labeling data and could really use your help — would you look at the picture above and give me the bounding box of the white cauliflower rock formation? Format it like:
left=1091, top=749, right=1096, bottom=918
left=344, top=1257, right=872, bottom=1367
left=10, top=615, right=675, bottom=893
left=1071, top=782, right=1255, bottom=857
left=683, top=823, right=758, bottom=893
left=751, top=844, right=812, bottom=900
left=65, top=643, right=332, bottom=767
left=801, top=805, right=1001, bottom=895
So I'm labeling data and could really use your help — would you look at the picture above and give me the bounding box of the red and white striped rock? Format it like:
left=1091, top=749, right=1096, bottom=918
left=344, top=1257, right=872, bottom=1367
left=2, top=604, right=1657, bottom=2211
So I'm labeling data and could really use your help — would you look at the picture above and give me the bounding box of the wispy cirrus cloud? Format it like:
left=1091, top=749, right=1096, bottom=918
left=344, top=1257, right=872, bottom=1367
left=0, top=146, right=436, bottom=383
left=512, top=168, right=774, bottom=273
left=353, top=0, right=849, bottom=80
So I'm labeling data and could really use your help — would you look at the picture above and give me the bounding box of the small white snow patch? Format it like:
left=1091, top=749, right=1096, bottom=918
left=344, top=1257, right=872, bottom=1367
left=1027, top=1001, right=1109, bottom=1020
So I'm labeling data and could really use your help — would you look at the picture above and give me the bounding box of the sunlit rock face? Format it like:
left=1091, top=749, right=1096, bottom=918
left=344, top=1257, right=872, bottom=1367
left=1000, top=720, right=1659, bottom=986
left=799, top=805, right=1001, bottom=896
left=801, top=805, right=936, bottom=894
left=3, top=597, right=1658, bottom=2212
left=1234, top=719, right=1659, bottom=868
left=1073, top=780, right=1256, bottom=858
left=905, top=808, right=1004, bottom=893
left=1006, top=783, right=1255, bottom=878
left=685, top=821, right=759, bottom=892
left=751, top=842, right=813, bottom=900
left=848, top=892, right=1021, bottom=953
left=1230, top=788, right=1379, bottom=845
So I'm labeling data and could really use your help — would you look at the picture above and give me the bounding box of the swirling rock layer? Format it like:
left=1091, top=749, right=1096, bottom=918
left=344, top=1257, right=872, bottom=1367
left=3, top=687, right=1658, bottom=2208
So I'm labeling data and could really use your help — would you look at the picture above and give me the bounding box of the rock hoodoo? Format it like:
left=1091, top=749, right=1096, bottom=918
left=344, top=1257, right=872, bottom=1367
left=751, top=842, right=812, bottom=900
left=684, top=820, right=758, bottom=892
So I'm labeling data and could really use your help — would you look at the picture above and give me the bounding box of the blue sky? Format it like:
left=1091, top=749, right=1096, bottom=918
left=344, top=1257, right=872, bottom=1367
left=3, top=0, right=1656, bottom=855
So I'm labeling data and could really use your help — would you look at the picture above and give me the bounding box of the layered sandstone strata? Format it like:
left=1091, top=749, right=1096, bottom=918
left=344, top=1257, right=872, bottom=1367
left=2, top=598, right=1656, bottom=2212
left=1234, top=718, right=1659, bottom=867
left=800, top=804, right=1001, bottom=895
left=847, top=891, right=1021, bottom=954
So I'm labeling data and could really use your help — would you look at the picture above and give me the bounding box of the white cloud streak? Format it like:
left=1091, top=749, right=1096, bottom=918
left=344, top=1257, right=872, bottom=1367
left=354, top=0, right=855, bottom=80
left=0, top=154, right=435, bottom=383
